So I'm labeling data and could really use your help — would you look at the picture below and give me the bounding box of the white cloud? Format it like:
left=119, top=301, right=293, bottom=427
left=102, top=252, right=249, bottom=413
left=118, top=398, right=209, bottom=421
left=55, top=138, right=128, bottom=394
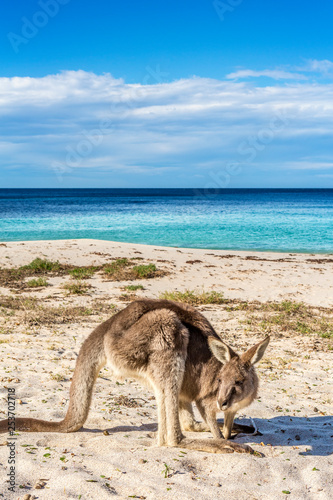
left=299, top=59, right=333, bottom=74
left=0, top=70, right=333, bottom=186
left=226, top=69, right=307, bottom=80
left=282, top=161, right=333, bottom=170
left=226, top=59, right=333, bottom=82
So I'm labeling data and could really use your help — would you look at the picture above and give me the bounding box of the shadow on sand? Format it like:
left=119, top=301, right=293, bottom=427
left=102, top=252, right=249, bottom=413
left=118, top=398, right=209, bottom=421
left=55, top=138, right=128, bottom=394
left=83, top=415, right=332, bottom=456
left=228, top=415, right=332, bottom=457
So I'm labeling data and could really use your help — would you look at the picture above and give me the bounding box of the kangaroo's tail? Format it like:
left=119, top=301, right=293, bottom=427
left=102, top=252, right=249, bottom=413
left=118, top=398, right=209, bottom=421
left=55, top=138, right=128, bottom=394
left=0, top=325, right=107, bottom=433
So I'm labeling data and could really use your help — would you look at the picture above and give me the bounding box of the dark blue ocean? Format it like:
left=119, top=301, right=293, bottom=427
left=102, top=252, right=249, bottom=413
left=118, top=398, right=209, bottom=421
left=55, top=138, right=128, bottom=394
left=0, top=189, right=333, bottom=253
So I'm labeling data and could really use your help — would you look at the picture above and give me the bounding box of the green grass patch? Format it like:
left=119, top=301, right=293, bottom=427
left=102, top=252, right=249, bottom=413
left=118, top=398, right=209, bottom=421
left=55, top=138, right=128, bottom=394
left=103, top=259, right=162, bottom=281
left=132, top=263, right=157, bottom=279
left=26, top=277, right=49, bottom=288
left=68, top=267, right=97, bottom=279
left=20, top=258, right=61, bottom=272
left=160, top=289, right=225, bottom=305
left=125, top=284, right=144, bottom=291
left=103, top=258, right=131, bottom=275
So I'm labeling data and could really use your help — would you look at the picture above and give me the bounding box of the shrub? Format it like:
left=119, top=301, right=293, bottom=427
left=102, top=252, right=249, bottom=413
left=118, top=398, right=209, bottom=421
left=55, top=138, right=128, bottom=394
left=21, top=258, right=60, bottom=272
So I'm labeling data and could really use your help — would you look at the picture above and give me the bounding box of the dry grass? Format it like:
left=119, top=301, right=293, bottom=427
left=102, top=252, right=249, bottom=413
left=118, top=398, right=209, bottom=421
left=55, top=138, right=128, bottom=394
left=112, top=395, right=144, bottom=408
left=0, top=258, right=69, bottom=290
left=50, top=373, right=67, bottom=382
left=0, top=295, right=37, bottom=311
left=158, top=292, right=332, bottom=346
left=240, top=300, right=333, bottom=340
left=0, top=294, right=117, bottom=325
left=160, top=289, right=226, bottom=305
left=0, top=268, right=332, bottom=349
left=118, top=292, right=140, bottom=302
left=62, top=280, right=91, bottom=295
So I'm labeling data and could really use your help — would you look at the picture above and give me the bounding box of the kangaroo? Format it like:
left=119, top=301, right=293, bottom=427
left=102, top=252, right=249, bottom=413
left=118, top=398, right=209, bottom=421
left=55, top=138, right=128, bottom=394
left=0, top=299, right=269, bottom=454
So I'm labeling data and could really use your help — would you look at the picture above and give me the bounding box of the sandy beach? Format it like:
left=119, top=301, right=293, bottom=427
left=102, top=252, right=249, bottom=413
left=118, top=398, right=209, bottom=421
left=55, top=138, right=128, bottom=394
left=0, top=239, right=332, bottom=499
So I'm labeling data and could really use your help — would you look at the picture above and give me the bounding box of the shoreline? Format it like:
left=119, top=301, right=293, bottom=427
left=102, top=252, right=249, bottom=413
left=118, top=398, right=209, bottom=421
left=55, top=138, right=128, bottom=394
left=1, top=237, right=333, bottom=256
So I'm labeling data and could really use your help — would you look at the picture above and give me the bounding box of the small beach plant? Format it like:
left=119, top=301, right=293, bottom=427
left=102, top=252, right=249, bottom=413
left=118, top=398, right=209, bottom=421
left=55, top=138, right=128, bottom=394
left=68, top=267, right=97, bottom=279
left=62, top=280, right=90, bottom=295
left=132, top=263, right=157, bottom=278
left=26, top=277, right=49, bottom=288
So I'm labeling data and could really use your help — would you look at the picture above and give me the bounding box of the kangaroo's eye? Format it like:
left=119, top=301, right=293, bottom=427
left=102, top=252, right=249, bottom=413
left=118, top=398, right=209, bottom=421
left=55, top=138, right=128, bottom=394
left=217, top=378, right=221, bottom=383
left=235, top=380, right=243, bottom=386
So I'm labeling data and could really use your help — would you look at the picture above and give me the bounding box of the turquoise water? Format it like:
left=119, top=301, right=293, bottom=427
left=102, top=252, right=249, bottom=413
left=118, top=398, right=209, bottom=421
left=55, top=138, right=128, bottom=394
left=0, top=189, right=333, bottom=253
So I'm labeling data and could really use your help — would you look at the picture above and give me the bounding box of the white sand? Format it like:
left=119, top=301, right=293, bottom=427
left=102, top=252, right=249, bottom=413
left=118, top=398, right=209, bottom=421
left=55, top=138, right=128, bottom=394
left=0, top=239, right=332, bottom=500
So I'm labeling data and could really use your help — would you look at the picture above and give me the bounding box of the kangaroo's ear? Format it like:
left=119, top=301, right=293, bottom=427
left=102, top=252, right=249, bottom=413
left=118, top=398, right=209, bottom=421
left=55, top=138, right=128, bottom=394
left=241, top=336, right=270, bottom=365
left=208, top=337, right=237, bottom=364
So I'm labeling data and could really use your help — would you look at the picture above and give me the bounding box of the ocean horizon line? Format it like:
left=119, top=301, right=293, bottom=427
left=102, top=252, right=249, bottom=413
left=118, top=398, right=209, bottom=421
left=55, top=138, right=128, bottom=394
left=1, top=187, right=333, bottom=191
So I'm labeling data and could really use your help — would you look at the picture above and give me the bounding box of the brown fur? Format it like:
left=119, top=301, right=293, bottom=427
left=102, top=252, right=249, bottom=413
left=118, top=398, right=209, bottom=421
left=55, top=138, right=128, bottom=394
left=0, top=299, right=269, bottom=454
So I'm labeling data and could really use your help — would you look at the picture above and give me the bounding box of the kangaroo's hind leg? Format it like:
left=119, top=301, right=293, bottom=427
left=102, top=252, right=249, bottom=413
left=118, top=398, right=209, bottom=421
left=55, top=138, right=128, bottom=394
left=145, top=309, right=189, bottom=447
left=150, top=349, right=187, bottom=447
left=153, top=388, right=168, bottom=446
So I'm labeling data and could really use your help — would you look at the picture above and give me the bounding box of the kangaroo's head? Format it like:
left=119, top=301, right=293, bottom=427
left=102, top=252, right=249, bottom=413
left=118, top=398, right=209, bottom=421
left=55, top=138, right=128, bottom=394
left=208, top=335, right=270, bottom=413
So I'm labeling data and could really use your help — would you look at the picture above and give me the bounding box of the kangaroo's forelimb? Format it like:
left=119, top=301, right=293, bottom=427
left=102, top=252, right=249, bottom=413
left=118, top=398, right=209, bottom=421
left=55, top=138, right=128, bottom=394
left=179, top=402, right=255, bottom=439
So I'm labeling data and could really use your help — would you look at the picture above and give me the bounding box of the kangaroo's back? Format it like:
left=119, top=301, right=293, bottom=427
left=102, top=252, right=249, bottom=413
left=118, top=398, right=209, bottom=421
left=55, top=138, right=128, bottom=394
left=112, top=298, right=219, bottom=339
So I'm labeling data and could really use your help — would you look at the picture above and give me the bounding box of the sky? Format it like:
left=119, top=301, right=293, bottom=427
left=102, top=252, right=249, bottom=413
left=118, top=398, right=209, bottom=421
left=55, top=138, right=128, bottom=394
left=0, top=0, right=333, bottom=188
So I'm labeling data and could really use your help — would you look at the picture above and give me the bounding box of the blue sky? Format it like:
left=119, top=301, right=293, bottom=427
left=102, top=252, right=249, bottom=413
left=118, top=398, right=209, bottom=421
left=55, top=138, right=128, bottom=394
left=1, top=0, right=333, bottom=187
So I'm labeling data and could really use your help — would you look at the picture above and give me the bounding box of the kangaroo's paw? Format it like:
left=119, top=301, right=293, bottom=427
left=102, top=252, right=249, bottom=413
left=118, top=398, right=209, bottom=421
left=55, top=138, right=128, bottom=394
left=224, top=441, right=254, bottom=454
left=179, top=438, right=254, bottom=454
